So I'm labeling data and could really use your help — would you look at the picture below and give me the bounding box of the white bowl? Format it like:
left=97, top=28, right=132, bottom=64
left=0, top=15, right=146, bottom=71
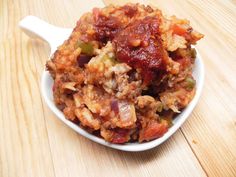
left=19, top=16, right=204, bottom=151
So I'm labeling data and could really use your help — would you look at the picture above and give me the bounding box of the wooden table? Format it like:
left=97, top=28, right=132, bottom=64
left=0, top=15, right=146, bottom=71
left=0, top=0, right=235, bottom=176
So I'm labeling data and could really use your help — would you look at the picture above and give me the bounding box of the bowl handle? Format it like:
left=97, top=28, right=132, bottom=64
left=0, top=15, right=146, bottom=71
left=19, top=15, right=72, bottom=53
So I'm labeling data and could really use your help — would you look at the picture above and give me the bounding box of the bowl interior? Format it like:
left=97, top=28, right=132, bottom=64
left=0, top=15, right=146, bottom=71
left=41, top=48, right=204, bottom=152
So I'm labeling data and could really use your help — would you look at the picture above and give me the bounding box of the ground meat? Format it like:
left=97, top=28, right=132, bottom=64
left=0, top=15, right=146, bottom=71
left=100, top=127, right=132, bottom=143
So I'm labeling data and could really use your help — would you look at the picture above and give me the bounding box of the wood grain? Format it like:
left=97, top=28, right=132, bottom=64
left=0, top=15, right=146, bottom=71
left=0, top=0, right=235, bottom=177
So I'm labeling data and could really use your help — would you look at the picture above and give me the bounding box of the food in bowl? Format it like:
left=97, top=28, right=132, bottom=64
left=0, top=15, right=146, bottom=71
left=46, top=3, right=203, bottom=143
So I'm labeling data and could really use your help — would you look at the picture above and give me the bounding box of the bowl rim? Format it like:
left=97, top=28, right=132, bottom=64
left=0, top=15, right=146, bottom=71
left=41, top=48, right=204, bottom=152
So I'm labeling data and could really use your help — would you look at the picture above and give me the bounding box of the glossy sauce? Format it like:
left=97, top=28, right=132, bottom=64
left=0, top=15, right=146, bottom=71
left=94, top=13, right=121, bottom=43
left=113, top=17, right=168, bottom=83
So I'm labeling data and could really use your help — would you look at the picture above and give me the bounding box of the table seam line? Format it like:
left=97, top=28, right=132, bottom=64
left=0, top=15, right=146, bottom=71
left=180, top=128, right=209, bottom=177
left=30, top=40, right=57, bottom=177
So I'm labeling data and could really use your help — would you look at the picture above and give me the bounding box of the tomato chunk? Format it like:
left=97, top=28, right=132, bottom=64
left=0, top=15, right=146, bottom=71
left=172, top=24, right=187, bottom=36
left=139, top=120, right=168, bottom=142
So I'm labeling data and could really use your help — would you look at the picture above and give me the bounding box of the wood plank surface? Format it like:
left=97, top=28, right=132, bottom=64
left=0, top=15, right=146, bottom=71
left=0, top=0, right=235, bottom=177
